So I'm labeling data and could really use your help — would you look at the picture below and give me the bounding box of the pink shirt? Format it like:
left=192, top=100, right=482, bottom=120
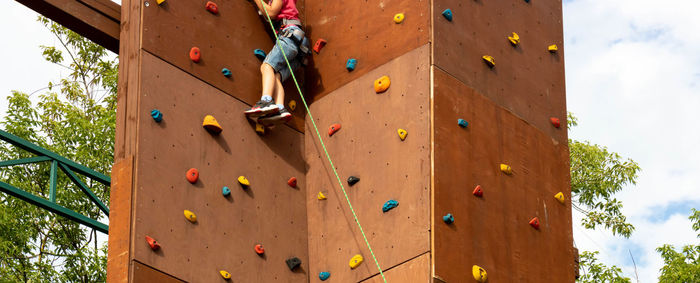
left=275, top=0, right=299, bottom=21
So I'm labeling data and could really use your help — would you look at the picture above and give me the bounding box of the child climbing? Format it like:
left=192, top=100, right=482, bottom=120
left=244, top=0, right=310, bottom=126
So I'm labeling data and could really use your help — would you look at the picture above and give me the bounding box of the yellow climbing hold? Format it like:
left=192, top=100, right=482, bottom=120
left=500, top=164, right=512, bottom=175
left=317, top=191, right=327, bottom=200
left=548, top=44, right=559, bottom=52
left=184, top=210, right=197, bottom=223
left=202, top=115, right=223, bottom=134
left=238, top=176, right=250, bottom=186
left=349, top=254, right=364, bottom=269
left=374, top=75, right=391, bottom=93
left=482, top=55, right=495, bottom=67
left=397, top=128, right=407, bottom=141
left=508, top=32, right=520, bottom=46
left=472, top=265, right=487, bottom=282
left=394, top=13, right=405, bottom=24
left=554, top=192, right=565, bottom=204
left=255, top=123, right=265, bottom=135
left=288, top=100, right=297, bottom=111
left=157, top=0, right=165, bottom=4
left=220, top=270, right=231, bottom=280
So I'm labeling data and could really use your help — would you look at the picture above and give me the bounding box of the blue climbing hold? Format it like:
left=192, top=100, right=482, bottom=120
left=151, top=109, right=163, bottom=123
left=442, top=9, right=453, bottom=21
left=525, top=0, right=531, bottom=2
left=254, top=49, right=267, bottom=61
left=319, top=272, right=330, bottom=281
left=458, top=119, right=468, bottom=128
left=222, top=186, right=230, bottom=196
left=346, top=58, right=357, bottom=71
left=443, top=213, right=454, bottom=224
left=382, top=200, right=399, bottom=213
left=221, top=68, right=232, bottom=77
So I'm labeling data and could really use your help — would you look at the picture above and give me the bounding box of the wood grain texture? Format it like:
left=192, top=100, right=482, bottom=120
left=363, top=253, right=431, bottom=283
left=433, top=0, right=567, bottom=143
left=107, top=157, right=134, bottom=283
left=432, top=69, right=575, bottom=282
left=132, top=261, right=184, bottom=283
left=130, top=52, right=308, bottom=282
left=305, top=45, right=431, bottom=282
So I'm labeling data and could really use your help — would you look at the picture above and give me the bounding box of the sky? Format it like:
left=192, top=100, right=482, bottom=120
left=0, top=0, right=699, bottom=281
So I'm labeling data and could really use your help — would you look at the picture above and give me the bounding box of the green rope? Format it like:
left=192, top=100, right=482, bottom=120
left=257, top=1, right=387, bottom=282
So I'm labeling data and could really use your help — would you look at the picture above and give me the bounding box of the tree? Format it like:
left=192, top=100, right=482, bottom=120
left=0, top=17, right=116, bottom=282
left=577, top=251, right=631, bottom=283
left=656, top=208, right=700, bottom=283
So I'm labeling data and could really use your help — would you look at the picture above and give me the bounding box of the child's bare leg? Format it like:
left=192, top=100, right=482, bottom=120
left=261, top=63, right=277, bottom=98
left=244, top=63, right=279, bottom=116
left=273, top=73, right=285, bottom=107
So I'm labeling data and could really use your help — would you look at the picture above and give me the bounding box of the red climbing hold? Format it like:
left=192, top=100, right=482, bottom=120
left=472, top=185, right=483, bottom=197
left=550, top=117, right=561, bottom=128
left=288, top=177, right=297, bottom=188
left=529, top=217, right=540, bottom=229
left=189, top=47, right=201, bottom=63
left=255, top=244, right=265, bottom=255
left=328, top=123, right=341, bottom=137
left=313, top=39, right=327, bottom=53
left=145, top=236, right=160, bottom=251
left=186, top=168, right=199, bottom=184
left=205, top=1, right=219, bottom=14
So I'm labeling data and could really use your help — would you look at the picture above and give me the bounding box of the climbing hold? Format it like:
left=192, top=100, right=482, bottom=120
left=254, top=49, right=266, bottom=61
left=238, top=176, right=250, bottom=187
left=508, top=32, right=520, bottom=46
left=524, top=0, right=531, bottom=3
left=397, top=128, right=407, bottom=141
left=500, top=164, right=512, bottom=175
left=254, top=244, right=265, bottom=255
left=346, top=58, right=357, bottom=71
left=382, top=200, right=399, bottom=212
left=393, top=13, right=405, bottom=24
left=186, top=168, right=199, bottom=184
left=150, top=109, right=163, bottom=123
left=442, top=9, right=453, bottom=21
left=458, top=119, right=468, bottom=128
left=548, top=44, right=559, bottom=52
left=349, top=254, right=364, bottom=269
left=157, top=0, right=165, bottom=5
left=189, top=47, right=201, bottom=63
left=288, top=100, right=297, bottom=111
left=529, top=217, right=540, bottom=229
left=219, top=270, right=231, bottom=280
left=317, top=192, right=327, bottom=200
left=554, top=192, right=565, bottom=204
left=482, top=55, right=495, bottom=67
left=205, top=1, right=219, bottom=14
left=347, top=176, right=360, bottom=186
left=328, top=123, right=341, bottom=137
left=202, top=115, right=223, bottom=134
left=221, top=68, right=232, bottom=77
left=222, top=186, right=231, bottom=196
left=443, top=213, right=454, bottom=224
left=472, top=265, right=488, bottom=282
left=374, top=75, right=391, bottom=93
left=184, top=210, right=197, bottom=223
left=319, top=272, right=331, bottom=281
left=287, top=177, right=297, bottom=188
left=145, top=235, right=160, bottom=251
left=550, top=117, right=561, bottom=128
left=473, top=185, right=483, bottom=197
left=313, top=39, right=327, bottom=53
left=286, top=257, right=302, bottom=270
left=255, top=123, right=265, bottom=135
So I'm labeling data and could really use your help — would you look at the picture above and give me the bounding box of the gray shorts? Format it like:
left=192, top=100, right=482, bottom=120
left=263, top=25, right=304, bottom=82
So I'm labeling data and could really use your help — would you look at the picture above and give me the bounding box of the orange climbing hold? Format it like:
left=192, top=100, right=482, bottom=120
left=313, top=39, right=327, bottom=53
left=189, top=47, right=201, bottom=63
left=374, top=75, right=391, bottom=93
left=186, top=168, right=199, bottom=183
left=255, top=123, right=266, bottom=135
left=288, top=177, right=297, bottom=188
left=472, top=185, right=483, bottom=197
left=205, top=1, right=219, bottom=14
left=255, top=244, right=265, bottom=255
left=288, top=100, right=297, bottom=111
left=529, top=217, right=540, bottom=229
left=550, top=117, right=561, bottom=128
left=145, top=235, right=160, bottom=251
left=202, top=115, right=223, bottom=134
left=328, top=123, right=341, bottom=137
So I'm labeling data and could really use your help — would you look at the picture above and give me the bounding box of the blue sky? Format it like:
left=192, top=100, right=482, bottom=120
left=1, top=0, right=699, bottom=281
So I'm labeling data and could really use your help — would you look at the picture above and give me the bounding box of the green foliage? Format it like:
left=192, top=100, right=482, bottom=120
left=0, top=17, right=116, bottom=281
left=656, top=209, right=700, bottom=283
left=577, top=251, right=631, bottom=283
left=569, top=113, right=641, bottom=238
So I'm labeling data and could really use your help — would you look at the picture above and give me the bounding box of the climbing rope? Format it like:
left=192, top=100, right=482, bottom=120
left=257, top=2, right=387, bottom=282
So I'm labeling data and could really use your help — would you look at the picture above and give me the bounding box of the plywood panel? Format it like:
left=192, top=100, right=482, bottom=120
left=132, top=261, right=184, bottom=282
left=433, top=0, right=567, bottom=143
left=107, top=157, right=134, bottom=283
left=305, top=45, right=431, bottom=282
left=304, top=0, right=430, bottom=101
left=433, top=69, right=575, bottom=282
left=363, top=253, right=431, bottom=283
left=131, top=52, right=308, bottom=282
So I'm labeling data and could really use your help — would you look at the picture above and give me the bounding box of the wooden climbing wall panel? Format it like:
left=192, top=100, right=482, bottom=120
left=433, top=0, right=567, bottom=143
left=432, top=69, right=575, bottom=282
left=363, top=253, right=431, bottom=283
left=305, top=45, right=431, bottom=282
left=130, top=52, right=309, bottom=282
left=303, top=0, right=430, bottom=101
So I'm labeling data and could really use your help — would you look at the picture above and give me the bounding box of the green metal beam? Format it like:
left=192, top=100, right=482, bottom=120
left=0, top=156, right=52, bottom=168
left=59, top=163, right=109, bottom=216
left=0, top=180, right=108, bottom=234
left=49, top=160, right=57, bottom=203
